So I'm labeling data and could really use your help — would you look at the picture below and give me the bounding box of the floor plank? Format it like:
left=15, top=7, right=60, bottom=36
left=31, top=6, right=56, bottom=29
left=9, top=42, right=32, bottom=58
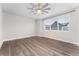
left=0, top=36, right=79, bottom=56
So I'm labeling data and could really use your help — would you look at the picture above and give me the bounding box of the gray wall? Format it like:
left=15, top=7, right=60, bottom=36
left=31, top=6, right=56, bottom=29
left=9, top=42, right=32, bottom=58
left=3, top=12, right=35, bottom=41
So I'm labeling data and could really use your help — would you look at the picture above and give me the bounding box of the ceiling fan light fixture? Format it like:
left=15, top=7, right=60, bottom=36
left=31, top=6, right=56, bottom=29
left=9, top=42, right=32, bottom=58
left=37, top=10, right=42, bottom=14
left=28, top=3, right=51, bottom=15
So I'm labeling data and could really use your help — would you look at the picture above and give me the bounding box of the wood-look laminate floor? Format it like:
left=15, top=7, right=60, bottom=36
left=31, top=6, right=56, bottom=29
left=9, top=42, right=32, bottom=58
left=0, top=36, right=79, bottom=56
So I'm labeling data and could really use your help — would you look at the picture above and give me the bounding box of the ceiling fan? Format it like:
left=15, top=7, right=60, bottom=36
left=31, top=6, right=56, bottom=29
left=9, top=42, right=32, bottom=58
left=28, top=3, right=51, bottom=15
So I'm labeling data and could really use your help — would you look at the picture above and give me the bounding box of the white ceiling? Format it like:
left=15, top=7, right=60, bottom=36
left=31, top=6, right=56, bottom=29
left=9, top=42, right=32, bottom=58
left=1, top=3, right=79, bottom=19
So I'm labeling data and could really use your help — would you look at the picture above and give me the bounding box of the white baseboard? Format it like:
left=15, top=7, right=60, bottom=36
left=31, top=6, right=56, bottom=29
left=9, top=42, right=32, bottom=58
left=3, top=35, right=79, bottom=47
left=3, top=34, right=35, bottom=42
left=39, top=36, right=79, bottom=47
left=0, top=41, right=3, bottom=48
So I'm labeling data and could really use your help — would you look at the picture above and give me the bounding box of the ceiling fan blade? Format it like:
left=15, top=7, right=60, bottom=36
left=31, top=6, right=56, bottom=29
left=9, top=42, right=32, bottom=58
left=43, top=10, right=48, bottom=13
left=43, top=3, right=49, bottom=8
left=31, top=3, right=35, bottom=6
left=44, top=8, right=51, bottom=10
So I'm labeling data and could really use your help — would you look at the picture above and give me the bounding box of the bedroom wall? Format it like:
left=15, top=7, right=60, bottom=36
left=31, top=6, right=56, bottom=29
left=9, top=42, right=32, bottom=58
left=3, top=12, right=35, bottom=41
left=36, top=9, right=79, bottom=46
left=0, top=5, right=3, bottom=48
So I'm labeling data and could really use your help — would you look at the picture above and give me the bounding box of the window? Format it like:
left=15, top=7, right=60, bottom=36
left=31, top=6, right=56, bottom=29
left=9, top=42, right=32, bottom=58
left=44, top=15, right=70, bottom=31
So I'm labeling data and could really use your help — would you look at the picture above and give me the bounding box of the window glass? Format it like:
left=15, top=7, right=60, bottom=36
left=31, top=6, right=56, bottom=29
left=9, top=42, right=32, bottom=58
left=44, top=15, right=70, bottom=31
